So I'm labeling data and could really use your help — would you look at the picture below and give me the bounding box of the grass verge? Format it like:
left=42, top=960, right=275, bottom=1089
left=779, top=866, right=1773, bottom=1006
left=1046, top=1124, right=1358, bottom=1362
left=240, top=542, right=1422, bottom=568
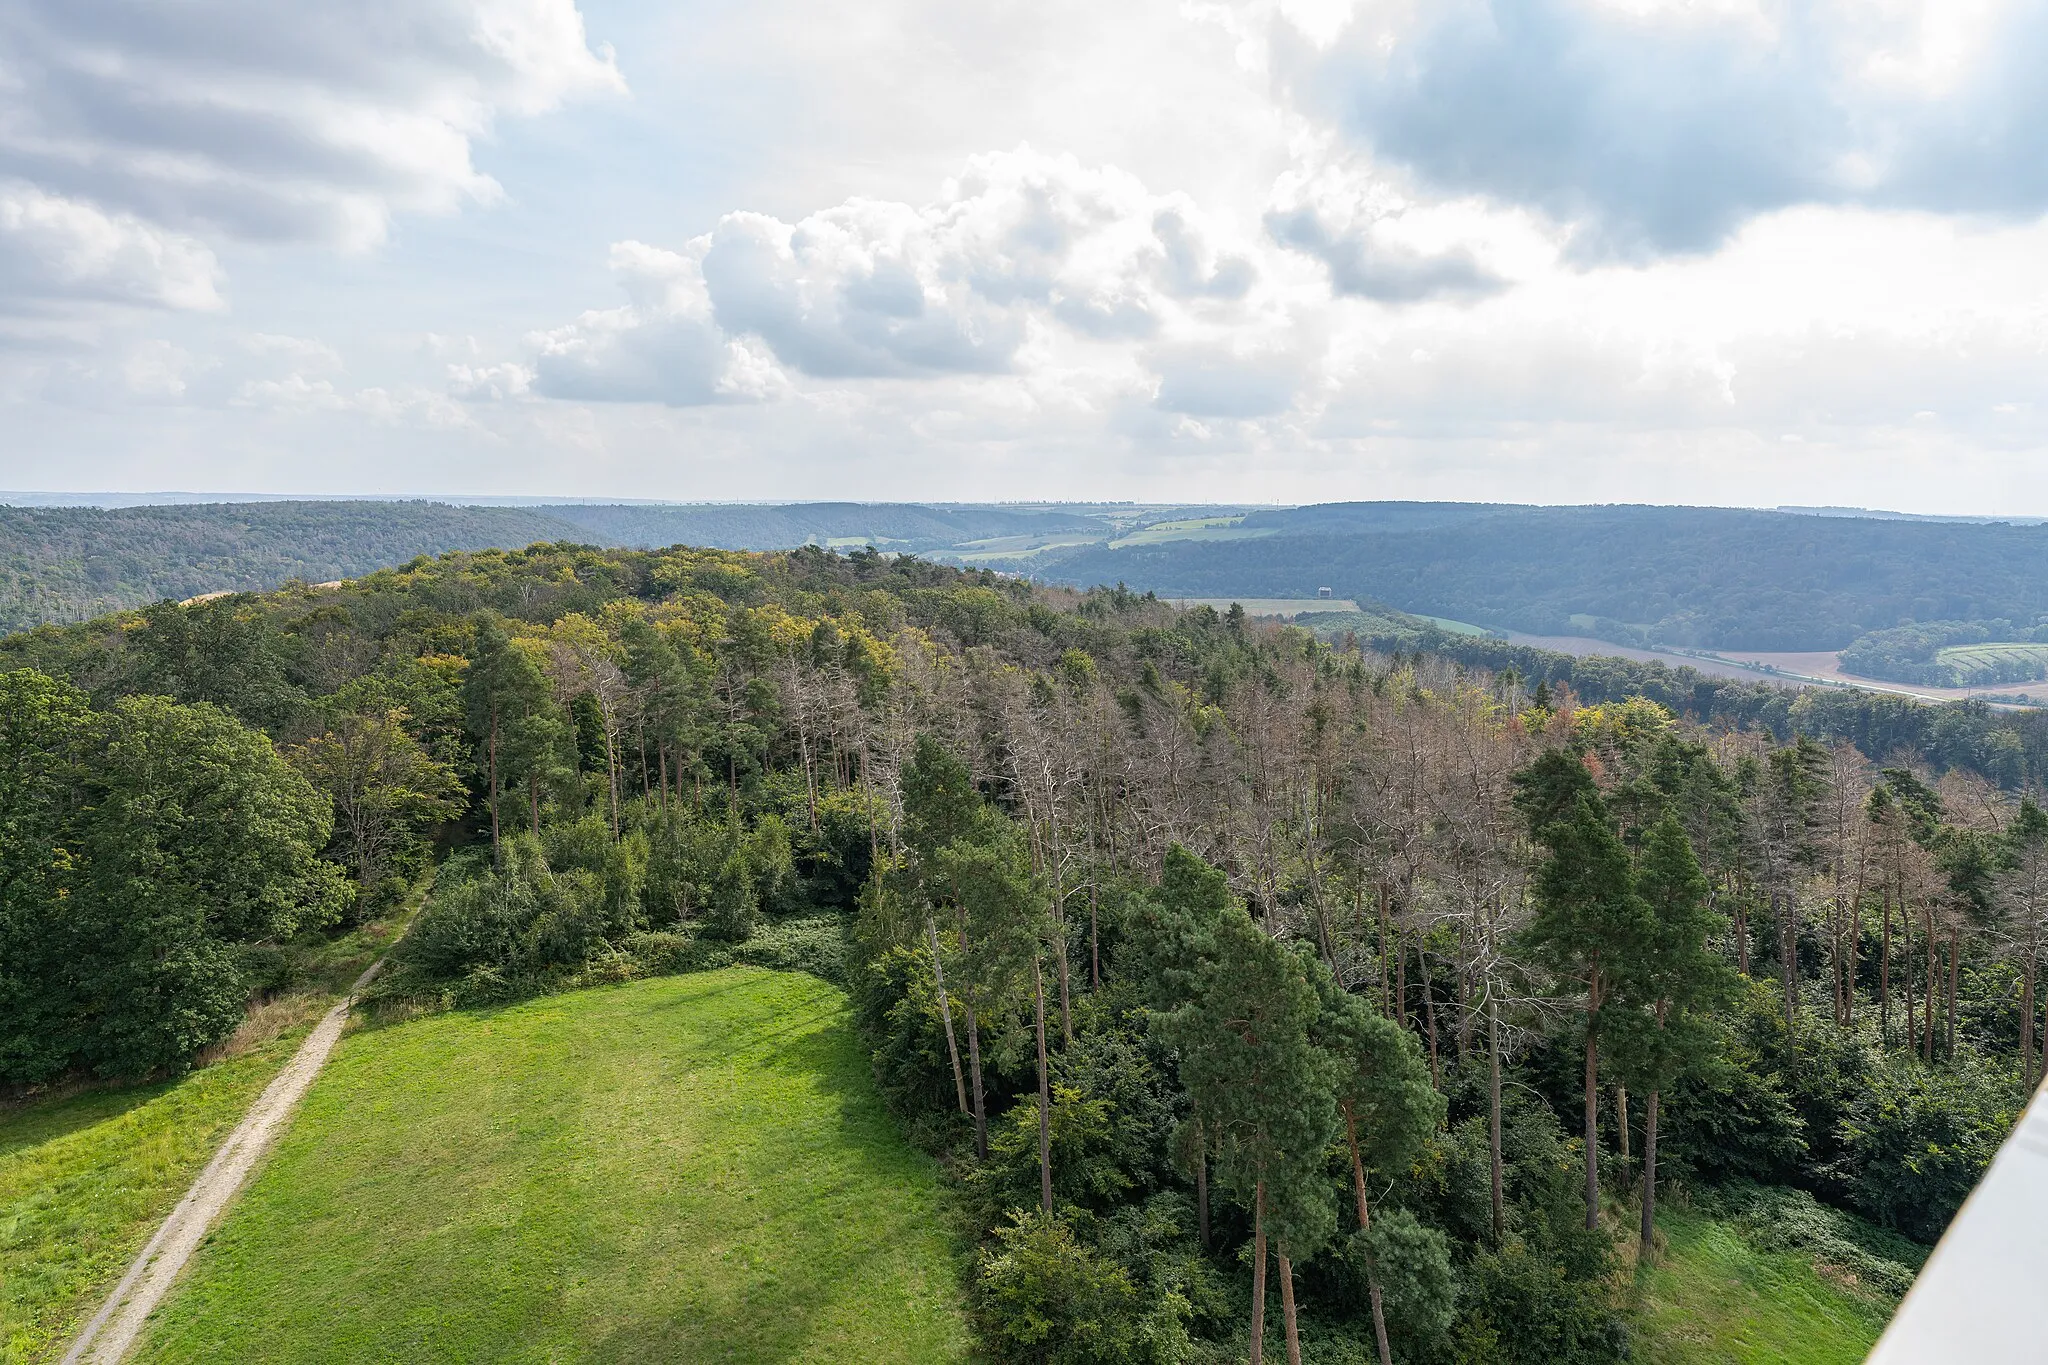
left=133, top=967, right=970, bottom=1364
left=0, top=899, right=419, bottom=1364
left=0, top=1032, right=312, bottom=1364
left=1631, top=1206, right=1893, bottom=1365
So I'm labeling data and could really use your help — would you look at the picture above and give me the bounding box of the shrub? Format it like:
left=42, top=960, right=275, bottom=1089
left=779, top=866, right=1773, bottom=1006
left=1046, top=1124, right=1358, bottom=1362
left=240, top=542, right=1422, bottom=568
left=1837, top=1054, right=2018, bottom=1242
left=1452, top=1240, right=1630, bottom=1365
left=973, top=1211, right=1189, bottom=1365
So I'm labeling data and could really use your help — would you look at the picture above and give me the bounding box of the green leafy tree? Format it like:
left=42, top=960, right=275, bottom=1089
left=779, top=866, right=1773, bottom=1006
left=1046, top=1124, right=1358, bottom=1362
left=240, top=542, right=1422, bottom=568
left=127, top=596, right=308, bottom=734
left=1165, top=905, right=1339, bottom=1365
left=289, top=707, right=462, bottom=902
left=0, top=669, right=93, bottom=1083
left=935, top=824, right=1049, bottom=1169
left=461, top=615, right=556, bottom=864
left=1124, top=844, right=1237, bottom=1246
left=11, top=690, right=346, bottom=1079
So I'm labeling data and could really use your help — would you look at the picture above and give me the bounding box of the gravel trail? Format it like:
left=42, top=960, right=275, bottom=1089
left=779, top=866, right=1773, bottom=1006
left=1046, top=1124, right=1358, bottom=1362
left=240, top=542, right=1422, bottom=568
left=59, top=959, right=386, bottom=1365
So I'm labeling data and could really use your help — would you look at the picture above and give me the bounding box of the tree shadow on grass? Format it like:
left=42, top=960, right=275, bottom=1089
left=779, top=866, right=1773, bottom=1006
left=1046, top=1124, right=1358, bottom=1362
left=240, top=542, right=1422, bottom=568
left=0, top=1080, right=176, bottom=1160
left=584, top=973, right=968, bottom=1363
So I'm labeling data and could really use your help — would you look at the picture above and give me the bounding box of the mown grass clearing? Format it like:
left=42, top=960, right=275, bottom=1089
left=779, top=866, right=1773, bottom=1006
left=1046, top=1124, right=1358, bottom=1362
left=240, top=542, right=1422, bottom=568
left=133, top=968, right=969, bottom=1365
left=1631, top=1207, right=1892, bottom=1365
left=0, top=1031, right=313, bottom=1365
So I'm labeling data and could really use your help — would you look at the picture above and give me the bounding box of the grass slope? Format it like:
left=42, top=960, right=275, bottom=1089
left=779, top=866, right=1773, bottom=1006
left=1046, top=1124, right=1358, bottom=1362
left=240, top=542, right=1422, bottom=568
left=1632, top=1208, right=1891, bottom=1364
left=0, top=904, right=413, bottom=1364
left=0, top=1035, right=312, bottom=1364
left=134, top=968, right=969, bottom=1364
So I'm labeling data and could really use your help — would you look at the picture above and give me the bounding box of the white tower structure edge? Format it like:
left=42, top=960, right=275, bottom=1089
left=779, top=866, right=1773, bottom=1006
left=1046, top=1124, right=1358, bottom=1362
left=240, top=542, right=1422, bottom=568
left=1869, top=1074, right=2048, bottom=1362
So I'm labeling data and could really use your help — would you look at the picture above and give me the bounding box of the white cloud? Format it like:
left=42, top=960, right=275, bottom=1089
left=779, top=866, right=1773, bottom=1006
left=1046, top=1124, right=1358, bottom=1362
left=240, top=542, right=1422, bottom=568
left=517, top=148, right=1272, bottom=405
left=1281, top=0, right=2048, bottom=257
left=0, top=183, right=222, bottom=312
left=0, top=0, right=621, bottom=315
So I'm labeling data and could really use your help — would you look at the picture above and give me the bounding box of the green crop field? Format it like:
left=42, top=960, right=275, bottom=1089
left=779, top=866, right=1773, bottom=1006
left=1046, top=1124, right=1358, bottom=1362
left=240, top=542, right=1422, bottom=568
left=1111, top=516, right=1273, bottom=548
left=132, top=968, right=969, bottom=1365
left=1631, top=1208, right=1892, bottom=1364
left=1935, top=641, right=2048, bottom=682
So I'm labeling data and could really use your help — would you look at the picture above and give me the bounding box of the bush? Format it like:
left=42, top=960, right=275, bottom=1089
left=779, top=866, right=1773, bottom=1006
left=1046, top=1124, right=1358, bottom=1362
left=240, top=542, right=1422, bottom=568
left=1699, top=1182, right=1925, bottom=1298
left=1836, top=1053, right=2019, bottom=1242
left=1451, top=1241, right=1629, bottom=1365
left=1343, top=1210, right=1457, bottom=1359
left=973, top=1211, right=1190, bottom=1365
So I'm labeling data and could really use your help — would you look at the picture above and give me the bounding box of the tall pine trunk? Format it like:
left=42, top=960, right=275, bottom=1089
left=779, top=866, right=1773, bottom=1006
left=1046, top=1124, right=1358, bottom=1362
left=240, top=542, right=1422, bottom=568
left=926, top=917, right=968, bottom=1116
left=1880, top=888, right=1893, bottom=1042
left=1639, top=1089, right=1661, bottom=1263
left=1418, top=940, right=1441, bottom=1090
left=1278, top=1249, right=1303, bottom=1365
left=1489, top=992, right=1506, bottom=1245
left=1249, top=1180, right=1268, bottom=1365
left=1346, top=1105, right=1394, bottom=1365
left=2024, top=947, right=2038, bottom=1091
left=1583, top=971, right=1602, bottom=1231
left=1947, top=925, right=1961, bottom=1059
left=1194, top=1110, right=1210, bottom=1249
left=963, top=994, right=988, bottom=1159
left=1923, top=905, right=1937, bottom=1062
left=487, top=705, right=501, bottom=867
left=1033, top=958, right=1053, bottom=1214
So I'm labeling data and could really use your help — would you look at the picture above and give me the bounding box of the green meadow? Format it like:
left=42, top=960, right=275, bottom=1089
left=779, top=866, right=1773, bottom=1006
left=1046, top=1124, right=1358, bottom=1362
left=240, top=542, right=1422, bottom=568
left=131, top=968, right=969, bottom=1364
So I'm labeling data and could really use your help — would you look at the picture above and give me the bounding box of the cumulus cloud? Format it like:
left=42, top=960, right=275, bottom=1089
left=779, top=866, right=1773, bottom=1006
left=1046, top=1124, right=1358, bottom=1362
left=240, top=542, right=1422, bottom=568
left=1289, top=0, right=2048, bottom=256
left=1265, top=205, right=1503, bottom=302
left=517, top=149, right=1264, bottom=404
left=0, top=184, right=223, bottom=312
left=0, top=0, right=620, bottom=312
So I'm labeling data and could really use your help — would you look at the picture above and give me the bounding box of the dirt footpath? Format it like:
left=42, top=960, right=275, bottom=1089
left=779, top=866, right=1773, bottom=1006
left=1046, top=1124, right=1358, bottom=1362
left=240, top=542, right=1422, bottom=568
left=60, top=960, right=384, bottom=1365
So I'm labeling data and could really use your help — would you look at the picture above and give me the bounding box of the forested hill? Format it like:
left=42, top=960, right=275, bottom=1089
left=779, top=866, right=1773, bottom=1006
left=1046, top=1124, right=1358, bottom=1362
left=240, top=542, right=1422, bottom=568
left=1038, top=504, right=2048, bottom=650
left=538, top=501, right=1098, bottom=549
left=0, top=500, right=1101, bottom=633
left=0, top=502, right=582, bottom=632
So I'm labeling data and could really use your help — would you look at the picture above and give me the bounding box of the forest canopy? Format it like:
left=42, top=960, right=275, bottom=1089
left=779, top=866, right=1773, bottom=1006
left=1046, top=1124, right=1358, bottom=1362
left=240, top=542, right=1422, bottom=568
left=4, top=538, right=2041, bottom=1363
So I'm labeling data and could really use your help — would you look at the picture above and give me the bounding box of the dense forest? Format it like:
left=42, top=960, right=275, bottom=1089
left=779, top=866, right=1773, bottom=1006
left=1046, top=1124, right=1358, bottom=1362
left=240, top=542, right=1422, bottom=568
left=7, top=543, right=2047, bottom=1362
left=1036, top=504, right=2048, bottom=650
left=0, top=500, right=1106, bottom=633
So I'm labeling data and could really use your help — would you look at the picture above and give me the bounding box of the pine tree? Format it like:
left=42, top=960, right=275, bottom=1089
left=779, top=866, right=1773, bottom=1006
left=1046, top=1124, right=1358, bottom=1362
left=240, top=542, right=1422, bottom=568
left=1310, top=961, right=1442, bottom=1365
left=1519, top=762, right=1649, bottom=1232
left=1611, top=814, right=1734, bottom=1263
left=1165, top=905, right=1339, bottom=1365
left=462, top=615, right=555, bottom=867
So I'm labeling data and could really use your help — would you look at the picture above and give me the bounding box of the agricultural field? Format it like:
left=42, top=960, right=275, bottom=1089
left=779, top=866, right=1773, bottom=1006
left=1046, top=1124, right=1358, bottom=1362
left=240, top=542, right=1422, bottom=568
left=130, top=969, right=969, bottom=1364
left=1110, top=515, right=1274, bottom=548
left=1935, top=641, right=2048, bottom=684
left=1178, top=596, right=1361, bottom=616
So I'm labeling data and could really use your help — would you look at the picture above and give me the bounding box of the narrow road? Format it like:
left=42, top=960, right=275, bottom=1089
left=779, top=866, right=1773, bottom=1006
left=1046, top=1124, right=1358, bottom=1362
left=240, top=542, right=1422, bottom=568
left=59, top=959, right=386, bottom=1365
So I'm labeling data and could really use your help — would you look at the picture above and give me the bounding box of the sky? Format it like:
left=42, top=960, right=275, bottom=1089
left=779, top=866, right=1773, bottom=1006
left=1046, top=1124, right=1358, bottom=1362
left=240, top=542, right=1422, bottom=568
left=6, top=0, right=2048, bottom=509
